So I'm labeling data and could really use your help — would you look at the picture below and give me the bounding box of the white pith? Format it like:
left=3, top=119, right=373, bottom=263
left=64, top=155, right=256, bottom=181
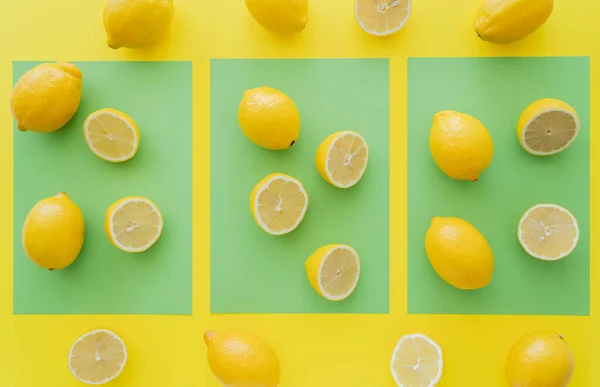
left=521, top=108, right=580, bottom=156
left=317, top=245, right=360, bottom=301
left=325, top=131, right=369, bottom=188
left=84, top=110, right=139, bottom=162
left=390, top=333, right=443, bottom=387
left=109, top=198, right=163, bottom=252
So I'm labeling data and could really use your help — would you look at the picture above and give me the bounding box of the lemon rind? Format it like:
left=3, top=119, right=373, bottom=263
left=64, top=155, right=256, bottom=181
left=325, top=131, right=369, bottom=188
left=390, top=333, right=443, bottom=387
left=354, top=0, right=412, bottom=37
left=520, top=108, right=580, bottom=156
left=108, top=198, right=164, bottom=253
left=84, top=110, right=140, bottom=162
left=317, top=245, right=361, bottom=301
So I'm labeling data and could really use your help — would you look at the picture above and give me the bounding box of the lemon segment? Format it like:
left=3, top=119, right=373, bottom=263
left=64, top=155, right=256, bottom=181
left=68, top=329, right=127, bottom=385
left=305, top=244, right=360, bottom=301
left=391, top=334, right=443, bottom=387
left=316, top=131, right=369, bottom=188
left=104, top=196, right=163, bottom=252
left=84, top=108, right=140, bottom=162
left=518, top=204, right=579, bottom=261
left=355, top=0, right=411, bottom=36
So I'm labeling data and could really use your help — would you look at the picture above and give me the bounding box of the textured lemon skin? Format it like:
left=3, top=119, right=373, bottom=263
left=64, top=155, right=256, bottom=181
left=104, top=196, right=163, bottom=252
left=475, top=0, right=554, bottom=44
left=425, top=217, right=494, bottom=290
left=245, top=0, right=308, bottom=33
left=104, top=0, right=174, bottom=49
left=83, top=108, right=141, bottom=162
left=22, top=192, right=85, bottom=270
left=11, top=62, right=82, bottom=133
left=204, top=330, right=281, bottom=387
left=305, top=244, right=338, bottom=298
left=429, top=110, right=494, bottom=181
left=506, top=332, right=574, bottom=387
left=315, top=132, right=341, bottom=187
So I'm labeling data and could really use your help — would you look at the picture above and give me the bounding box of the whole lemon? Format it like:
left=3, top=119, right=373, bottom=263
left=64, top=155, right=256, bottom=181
left=245, top=0, right=308, bottom=33
left=475, top=0, right=554, bottom=44
left=429, top=110, right=494, bottom=181
left=425, top=216, right=494, bottom=290
left=11, top=62, right=82, bottom=133
left=104, top=0, right=174, bottom=49
left=204, top=330, right=281, bottom=387
left=238, top=87, right=300, bottom=150
left=506, top=332, right=574, bottom=387
left=22, top=192, right=85, bottom=270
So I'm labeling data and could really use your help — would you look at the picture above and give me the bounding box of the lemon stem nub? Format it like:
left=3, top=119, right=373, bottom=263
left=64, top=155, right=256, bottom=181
left=204, top=331, right=216, bottom=345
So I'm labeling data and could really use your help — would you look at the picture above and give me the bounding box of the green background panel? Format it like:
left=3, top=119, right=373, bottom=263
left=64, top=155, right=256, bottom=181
left=13, top=61, right=192, bottom=315
left=210, top=59, right=390, bottom=314
left=407, top=57, right=590, bottom=315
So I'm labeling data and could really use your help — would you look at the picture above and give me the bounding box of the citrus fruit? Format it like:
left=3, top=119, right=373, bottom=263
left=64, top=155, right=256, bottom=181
left=425, top=216, right=494, bottom=290
left=83, top=108, right=140, bottom=162
left=517, top=98, right=579, bottom=156
left=204, top=330, right=280, bottom=387
left=429, top=110, right=494, bottom=181
left=518, top=204, right=579, bottom=261
left=391, top=333, right=443, bottom=387
left=104, top=196, right=163, bottom=252
left=11, top=61, right=82, bottom=133
left=316, top=131, right=369, bottom=188
left=238, top=87, right=301, bottom=150
left=245, top=0, right=308, bottom=33
left=506, top=332, right=574, bottom=387
left=68, top=329, right=127, bottom=385
left=250, top=173, right=308, bottom=235
left=305, top=244, right=360, bottom=301
left=22, top=192, right=84, bottom=270
left=355, top=0, right=411, bottom=36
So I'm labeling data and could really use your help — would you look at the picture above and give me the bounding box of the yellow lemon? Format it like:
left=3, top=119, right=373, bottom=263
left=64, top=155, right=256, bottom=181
left=316, top=131, right=369, bottom=188
left=475, top=0, right=554, bottom=44
left=391, top=334, right=443, bottom=387
left=238, top=87, right=301, bottom=150
left=250, top=173, right=308, bottom=235
left=104, top=196, right=163, bottom=252
left=204, top=330, right=280, bottom=387
left=517, top=98, right=579, bottom=156
left=84, top=108, right=140, bottom=162
left=104, top=0, right=174, bottom=49
left=355, top=0, right=411, bottom=36
left=11, top=62, right=82, bottom=133
left=429, top=110, right=494, bottom=182
left=245, top=0, right=308, bottom=33
left=506, top=332, right=574, bottom=387
left=305, top=244, right=360, bottom=301
left=425, top=217, right=494, bottom=290
left=68, top=329, right=127, bottom=385
left=22, top=192, right=84, bottom=270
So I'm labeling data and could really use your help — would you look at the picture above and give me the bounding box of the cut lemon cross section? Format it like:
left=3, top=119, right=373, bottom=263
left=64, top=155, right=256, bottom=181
left=316, top=131, right=369, bottom=188
left=84, top=108, right=140, bottom=162
left=355, top=0, right=411, bottom=36
left=391, top=334, right=443, bottom=387
left=105, top=196, right=163, bottom=252
left=518, top=204, right=579, bottom=261
left=250, top=173, right=308, bottom=235
left=68, top=329, right=127, bottom=385
left=305, top=244, right=360, bottom=301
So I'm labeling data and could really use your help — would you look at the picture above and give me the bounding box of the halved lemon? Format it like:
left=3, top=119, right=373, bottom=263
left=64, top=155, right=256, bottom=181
left=305, top=244, right=360, bottom=301
left=518, top=204, right=579, bottom=261
left=517, top=98, right=580, bottom=156
left=250, top=173, right=308, bottom=236
left=68, top=329, right=127, bottom=385
left=84, top=108, right=140, bottom=162
left=355, top=0, right=411, bottom=36
left=391, top=334, right=443, bottom=387
left=104, top=196, right=163, bottom=252
left=316, top=131, right=369, bottom=188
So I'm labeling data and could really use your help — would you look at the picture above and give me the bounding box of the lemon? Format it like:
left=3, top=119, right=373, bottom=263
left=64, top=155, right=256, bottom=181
left=517, top=98, right=580, bottom=156
left=250, top=173, right=308, bottom=235
left=390, top=333, right=443, bottom=387
left=475, top=0, right=554, bottom=44
left=104, top=196, right=163, bottom=253
left=245, top=0, right=308, bottom=33
left=22, top=192, right=84, bottom=270
left=518, top=204, right=579, bottom=261
left=316, top=131, right=369, bottom=189
left=104, top=0, right=174, bottom=49
left=84, top=108, right=140, bottom=162
left=355, top=0, right=411, bottom=36
left=429, top=110, right=494, bottom=182
left=506, top=332, right=574, bottom=387
left=11, top=61, right=82, bottom=133
left=204, top=330, right=280, bottom=387
left=305, top=244, right=360, bottom=301
left=68, top=329, right=127, bottom=385
left=425, top=217, right=494, bottom=290
left=238, top=87, right=301, bottom=150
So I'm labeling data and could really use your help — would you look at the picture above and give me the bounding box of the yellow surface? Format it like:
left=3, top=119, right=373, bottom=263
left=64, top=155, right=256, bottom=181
left=0, top=0, right=597, bottom=386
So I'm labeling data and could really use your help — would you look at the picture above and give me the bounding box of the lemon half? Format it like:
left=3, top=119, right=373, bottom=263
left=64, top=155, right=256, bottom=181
left=305, top=244, right=360, bottom=301
left=84, top=108, right=140, bottom=162
left=391, top=333, right=443, bottom=387
left=68, top=329, right=127, bottom=385
left=355, top=0, right=411, bottom=36
left=316, top=131, right=369, bottom=188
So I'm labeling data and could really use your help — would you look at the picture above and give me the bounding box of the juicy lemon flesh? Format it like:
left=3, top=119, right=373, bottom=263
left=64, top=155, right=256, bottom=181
left=392, top=336, right=442, bottom=387
left=320, top=247, right=359, bottom=299
left=112, top=200, right=161, bottom=250
left=356, top=0, right=410, bottom=35
left=524, top=111, right=578, bottom=154
left=257, top=178, right=306, bottom=234
left=86, top=113, right=137, bottom=161
left=327, top=133, right=368, bottom=187
left=70, top=331, right=126, bottom=384
left=520, top=206, right=578, bottom=260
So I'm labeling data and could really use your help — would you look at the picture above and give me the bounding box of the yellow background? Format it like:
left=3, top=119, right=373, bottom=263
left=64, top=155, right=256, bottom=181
left=0, top=0, right=596, bottom=385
